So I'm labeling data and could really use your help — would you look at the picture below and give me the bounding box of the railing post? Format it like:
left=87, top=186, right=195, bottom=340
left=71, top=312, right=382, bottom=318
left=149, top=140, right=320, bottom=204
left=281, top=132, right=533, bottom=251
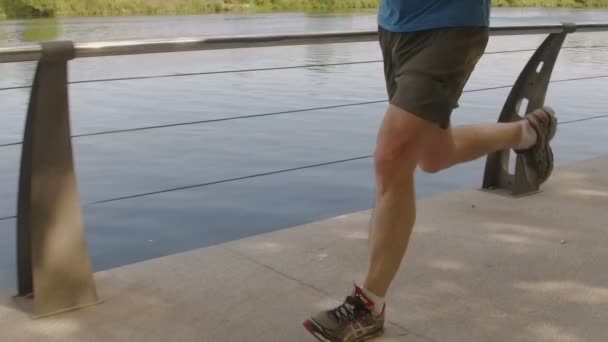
left=482, top=23, right=577, bottom=197
left=15, top=41, right=101, bottom=318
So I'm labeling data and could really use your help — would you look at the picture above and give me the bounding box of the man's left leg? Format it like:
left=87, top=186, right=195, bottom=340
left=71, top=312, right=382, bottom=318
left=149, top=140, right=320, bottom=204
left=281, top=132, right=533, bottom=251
left=419, top=107, right=557, bottom=181
left=362, top=106, right=557, bottom=301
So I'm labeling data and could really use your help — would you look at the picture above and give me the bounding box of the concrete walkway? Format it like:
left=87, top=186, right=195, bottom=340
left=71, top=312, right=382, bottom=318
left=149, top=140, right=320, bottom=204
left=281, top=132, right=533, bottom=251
left=1, top=156, right=607, bottom=342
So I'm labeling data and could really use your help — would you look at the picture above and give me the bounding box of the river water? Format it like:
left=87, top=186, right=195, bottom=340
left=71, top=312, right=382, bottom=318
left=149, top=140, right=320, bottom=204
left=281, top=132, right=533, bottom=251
left=1, top=8, right=607, bottom=294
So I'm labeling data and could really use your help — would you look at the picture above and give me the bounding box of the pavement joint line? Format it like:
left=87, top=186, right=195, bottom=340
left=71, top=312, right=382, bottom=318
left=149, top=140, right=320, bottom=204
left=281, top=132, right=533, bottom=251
left=225, top=245, right=331, bottom=296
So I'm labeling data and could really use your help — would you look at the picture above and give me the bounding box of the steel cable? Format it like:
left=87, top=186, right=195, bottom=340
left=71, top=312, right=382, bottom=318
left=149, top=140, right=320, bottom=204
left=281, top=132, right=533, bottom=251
left=0, top=109, right=606, bottom=220
left=0, top=75, right=608, bottom=148
left=1, top=74, right=607, bottom=149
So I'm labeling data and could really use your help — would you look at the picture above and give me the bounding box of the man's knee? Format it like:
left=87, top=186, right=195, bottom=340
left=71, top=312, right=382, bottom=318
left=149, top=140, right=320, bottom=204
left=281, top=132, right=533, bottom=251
left=374, top=105, right=434, bottom=191
left=374, top=142, right=420, bottom=193
left=374, top=143, right=418, bottom=176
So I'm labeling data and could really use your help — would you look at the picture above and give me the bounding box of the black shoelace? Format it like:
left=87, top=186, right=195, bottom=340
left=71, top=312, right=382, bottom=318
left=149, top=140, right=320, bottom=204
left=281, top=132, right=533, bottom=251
left=329, top=296, right=368, bottom=324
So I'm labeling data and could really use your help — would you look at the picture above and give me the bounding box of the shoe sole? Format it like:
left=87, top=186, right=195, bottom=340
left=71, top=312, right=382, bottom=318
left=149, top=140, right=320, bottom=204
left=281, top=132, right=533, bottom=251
left=542, top=106, right=558, bottom=141
left=539, top=106, right=557, bottom=184
left=543, top=146, right=555, bottom=185
left=303, top=319, right=384, bottom=342
left=528, top=106, right=557, bottom=185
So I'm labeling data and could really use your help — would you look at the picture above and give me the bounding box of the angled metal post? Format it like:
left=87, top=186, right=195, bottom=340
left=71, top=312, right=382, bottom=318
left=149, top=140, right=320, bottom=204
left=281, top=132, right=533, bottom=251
left=15, top=41, right=101, bottom=318
left=482, top=23, right=576, bottom=197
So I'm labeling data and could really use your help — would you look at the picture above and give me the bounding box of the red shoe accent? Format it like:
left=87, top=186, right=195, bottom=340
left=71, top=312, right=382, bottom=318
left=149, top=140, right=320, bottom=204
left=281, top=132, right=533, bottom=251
left=354, top=284, right=386, bottom=319
left=353, top=285, right=375, bottom=310
left=303, top=320, right=315, bottom=333
left=376, top=303, right=386, bottom=319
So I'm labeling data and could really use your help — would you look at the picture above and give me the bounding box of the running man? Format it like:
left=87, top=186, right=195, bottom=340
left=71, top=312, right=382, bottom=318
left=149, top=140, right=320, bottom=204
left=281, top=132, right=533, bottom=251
left=303, top=1, right=557, bottom=341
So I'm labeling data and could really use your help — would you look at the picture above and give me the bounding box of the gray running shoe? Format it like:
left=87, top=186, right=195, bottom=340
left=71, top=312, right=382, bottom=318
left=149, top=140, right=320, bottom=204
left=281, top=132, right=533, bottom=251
left=515, top=106, right=558, bottom=185
left=303, top=285, right=385, bottom=342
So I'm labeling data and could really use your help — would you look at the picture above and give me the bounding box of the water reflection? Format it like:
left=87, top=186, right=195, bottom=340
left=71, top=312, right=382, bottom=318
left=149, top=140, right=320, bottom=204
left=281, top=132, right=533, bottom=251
left=0, top=19, right=59, bottom=91
left=303, top=12, right=365, bottom=84
left=19, top=18, right=61, bottom=42
left=0, top=61, right=35, bottom=90
left=564, top=33, right=608, bottom=68
left=304, top=12, right=341, bottom=76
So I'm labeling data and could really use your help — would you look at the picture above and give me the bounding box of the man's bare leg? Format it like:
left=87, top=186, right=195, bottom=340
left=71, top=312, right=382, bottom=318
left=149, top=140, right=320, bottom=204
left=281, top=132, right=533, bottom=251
left=362, top=105, right=434, bottom=298
left=418, top=120, right=537, bottom=174
left=363, top=107, right=546, bottom=299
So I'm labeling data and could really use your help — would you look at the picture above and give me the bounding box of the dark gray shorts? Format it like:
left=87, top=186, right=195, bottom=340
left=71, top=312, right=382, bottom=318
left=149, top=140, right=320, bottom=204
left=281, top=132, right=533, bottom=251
left=379, top=26, right=489, bottom=129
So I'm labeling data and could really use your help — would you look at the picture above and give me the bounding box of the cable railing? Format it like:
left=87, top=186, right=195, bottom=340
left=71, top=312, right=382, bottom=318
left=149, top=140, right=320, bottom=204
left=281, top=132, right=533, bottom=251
left=0, top=74, right=607, bottom=149
left=0, top=107, right=606, bottom=223
left=0, top=22, right=607, bottom=319
left=0, top=77, right=594, bottom=142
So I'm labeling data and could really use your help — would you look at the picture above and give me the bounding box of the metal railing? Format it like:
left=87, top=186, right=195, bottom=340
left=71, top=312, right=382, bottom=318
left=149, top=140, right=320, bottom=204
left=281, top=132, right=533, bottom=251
left=2, top=23, right=608, bottom=63
left=1, top=22, right=607, bottom=319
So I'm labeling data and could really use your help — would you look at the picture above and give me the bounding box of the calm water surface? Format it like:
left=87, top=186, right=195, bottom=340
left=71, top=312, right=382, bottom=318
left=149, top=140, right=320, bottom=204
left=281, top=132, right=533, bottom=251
left=1, top=8, right=608, bottom=293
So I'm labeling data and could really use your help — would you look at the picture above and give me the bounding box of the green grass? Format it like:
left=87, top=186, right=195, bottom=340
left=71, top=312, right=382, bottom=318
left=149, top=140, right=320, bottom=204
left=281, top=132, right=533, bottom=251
left=0, top=0, right=379, bottom=18
left=1, top=0, right=607, bottom=19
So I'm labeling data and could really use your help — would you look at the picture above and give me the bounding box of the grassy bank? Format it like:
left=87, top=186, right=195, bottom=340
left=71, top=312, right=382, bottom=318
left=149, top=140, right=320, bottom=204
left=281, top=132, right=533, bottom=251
left=0, top=0, right=378, bottom=19
left=1, top=0, right=607, bottom=19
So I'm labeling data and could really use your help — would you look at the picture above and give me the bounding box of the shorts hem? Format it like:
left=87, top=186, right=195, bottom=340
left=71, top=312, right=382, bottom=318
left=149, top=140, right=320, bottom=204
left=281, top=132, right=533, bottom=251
left=388, top=99, right=452, bottom=130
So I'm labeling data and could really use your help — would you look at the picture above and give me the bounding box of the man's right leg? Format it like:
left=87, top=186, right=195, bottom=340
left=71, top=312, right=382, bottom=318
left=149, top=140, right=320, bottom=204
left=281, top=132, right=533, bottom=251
left=362, top=104, right=437, bottom=299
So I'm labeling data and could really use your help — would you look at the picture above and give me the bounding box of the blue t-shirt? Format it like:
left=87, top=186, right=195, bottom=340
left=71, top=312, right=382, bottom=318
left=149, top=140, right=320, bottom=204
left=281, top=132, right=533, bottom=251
left=378, top=0, right=491, bottom=33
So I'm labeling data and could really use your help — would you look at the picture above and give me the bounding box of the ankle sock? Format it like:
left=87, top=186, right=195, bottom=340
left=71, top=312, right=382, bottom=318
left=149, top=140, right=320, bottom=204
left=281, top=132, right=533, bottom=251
left=361, top=287, right=385, bottom=316
left=516, top=120, right=538, bottom=150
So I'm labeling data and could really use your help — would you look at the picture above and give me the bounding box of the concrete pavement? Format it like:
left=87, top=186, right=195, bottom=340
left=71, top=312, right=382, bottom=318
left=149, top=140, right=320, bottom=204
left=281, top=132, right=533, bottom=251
left=1, top=156, right=607, bottom=342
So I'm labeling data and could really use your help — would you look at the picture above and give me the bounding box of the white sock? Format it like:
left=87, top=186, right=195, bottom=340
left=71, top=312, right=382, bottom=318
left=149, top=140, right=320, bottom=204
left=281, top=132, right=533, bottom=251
left=362, top=287, right=385, bottom=316
left=516, top=120, right=538, bottom=150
